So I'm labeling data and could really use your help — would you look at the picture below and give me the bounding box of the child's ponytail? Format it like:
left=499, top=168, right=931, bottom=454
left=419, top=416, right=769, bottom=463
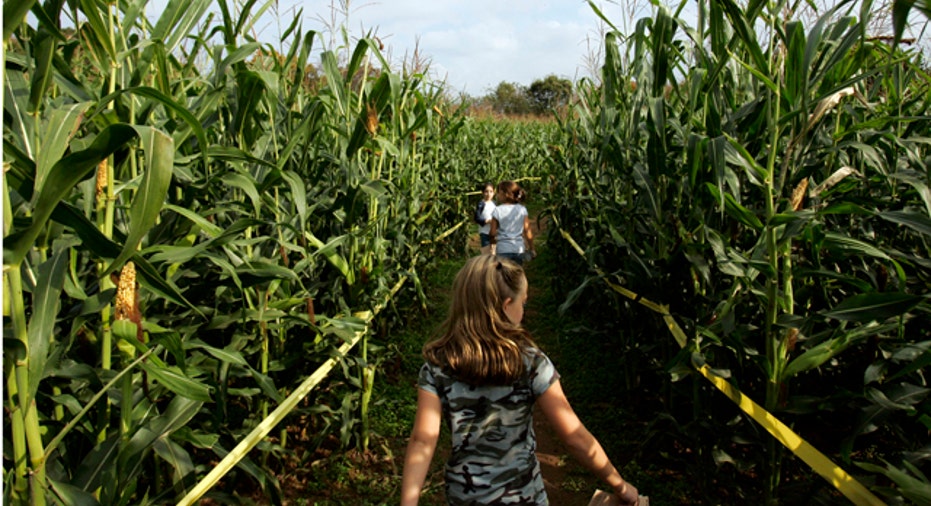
left=496, top=180, right=527, bottom=204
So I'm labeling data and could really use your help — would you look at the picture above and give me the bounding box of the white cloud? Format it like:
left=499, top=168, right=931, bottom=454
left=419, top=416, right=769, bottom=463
left=142, top=0, right=608, bottom=95
left=272, top=0, right=604, bottom=94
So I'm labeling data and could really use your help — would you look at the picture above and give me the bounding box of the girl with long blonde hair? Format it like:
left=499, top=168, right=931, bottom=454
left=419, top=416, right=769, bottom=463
left=401, top=255, right=639, bottom=505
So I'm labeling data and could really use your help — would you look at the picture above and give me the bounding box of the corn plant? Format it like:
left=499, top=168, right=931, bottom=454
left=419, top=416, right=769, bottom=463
left=544, top=0, right=930, bottom=502
left=3, top=0, right=480, bottom=503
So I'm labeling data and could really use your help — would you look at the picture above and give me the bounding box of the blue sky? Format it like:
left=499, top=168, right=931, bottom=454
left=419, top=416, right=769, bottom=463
left=247, top=0, right=619, bottom=96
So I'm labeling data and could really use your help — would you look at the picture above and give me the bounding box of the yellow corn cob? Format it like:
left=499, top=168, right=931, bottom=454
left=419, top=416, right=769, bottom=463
left=95, top=159, right=108, bottom=198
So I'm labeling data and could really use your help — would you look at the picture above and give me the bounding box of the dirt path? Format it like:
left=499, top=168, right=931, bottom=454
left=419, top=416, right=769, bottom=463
left=524, top=214, right=601, bottom=506
left=463, top=212, right=601, bottom=505
left=259, top=213, right=606, bottom=505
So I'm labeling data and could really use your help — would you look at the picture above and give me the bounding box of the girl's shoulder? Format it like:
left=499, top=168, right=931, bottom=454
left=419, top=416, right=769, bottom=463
left=521, top=346, right=550, bottom=365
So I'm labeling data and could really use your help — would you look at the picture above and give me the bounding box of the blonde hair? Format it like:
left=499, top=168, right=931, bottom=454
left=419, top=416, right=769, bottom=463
left=423, top=255, right=535, bottom=385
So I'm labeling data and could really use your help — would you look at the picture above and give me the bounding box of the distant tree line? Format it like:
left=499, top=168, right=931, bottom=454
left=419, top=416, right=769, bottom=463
left=473, top=74, right=573, bottom=117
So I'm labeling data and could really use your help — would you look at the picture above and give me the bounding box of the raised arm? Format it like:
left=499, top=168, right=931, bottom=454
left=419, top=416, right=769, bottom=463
left=537, top=380, right=639, bottom=505
left=401, top=389, right=442, bottom=506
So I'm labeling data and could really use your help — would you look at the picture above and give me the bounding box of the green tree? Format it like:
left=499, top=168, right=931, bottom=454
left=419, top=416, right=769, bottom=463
left=489, top=81, right=530, bottom=115
left=527, top=74, right=572, bottom=114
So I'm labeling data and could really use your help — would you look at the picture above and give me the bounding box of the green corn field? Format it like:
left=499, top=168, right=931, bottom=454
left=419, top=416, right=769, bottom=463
left=3, top=0, right=929, bottom=504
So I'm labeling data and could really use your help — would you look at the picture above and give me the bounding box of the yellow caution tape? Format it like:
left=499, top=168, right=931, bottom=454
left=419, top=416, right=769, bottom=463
left=423, top=219, right=467, bottom=244
left=696, top=364, right=884, bottom=505
left=180, top=261, right=416, bottom=505
left=558, top=226, right=886, bottom=506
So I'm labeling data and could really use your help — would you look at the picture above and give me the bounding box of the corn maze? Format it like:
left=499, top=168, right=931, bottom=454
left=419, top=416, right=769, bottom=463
left=4, top=0, right=930, bottom=504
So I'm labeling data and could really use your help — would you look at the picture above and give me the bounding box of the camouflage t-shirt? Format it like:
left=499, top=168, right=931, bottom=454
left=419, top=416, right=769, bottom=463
left=418, top=348, right=560, bottom=505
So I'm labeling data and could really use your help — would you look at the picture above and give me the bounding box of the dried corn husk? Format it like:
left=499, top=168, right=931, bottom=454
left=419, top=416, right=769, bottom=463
left=810, top=166, right=860, bottom=197
left=790, top=178, right=809, bottom=211
left=365, top=103, right=378, bottom=135
left=806, top=87, right=858, bottom=130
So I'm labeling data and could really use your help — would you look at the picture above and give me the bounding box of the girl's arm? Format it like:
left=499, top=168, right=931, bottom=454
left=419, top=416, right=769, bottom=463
left=489, top=218, right=499, bottom=244
left=537, top=380, right=639, bottom=505
left=484, top=203, right=495, bottom=225
left=401, top=389, right=442, bottom=506
left=522, top=215, right=534, bottom=254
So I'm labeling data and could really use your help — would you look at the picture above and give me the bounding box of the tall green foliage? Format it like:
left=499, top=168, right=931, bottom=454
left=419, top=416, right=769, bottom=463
left=2, top=0, right=473, bottom=503
left=545, top=0, right=930, bottom=502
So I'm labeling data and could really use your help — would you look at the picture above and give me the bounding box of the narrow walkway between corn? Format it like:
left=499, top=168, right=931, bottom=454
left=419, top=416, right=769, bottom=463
left=523, top=213, right=603, bottom=506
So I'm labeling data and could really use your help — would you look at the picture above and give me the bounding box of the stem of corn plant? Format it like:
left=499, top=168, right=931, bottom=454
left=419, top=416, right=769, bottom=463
left=763, top=26, right=785, bottom=504
left=2, top=166, right=28, bottom=500
left=274, top=188, right=289, bottom=450
left=361, top=364, right=374, bottom=452
left=260, top=293, right=269, bottom=421
left=4, top=162, right=48, bottom=505
left=94, top=0, right=120, bottom=452
left=6, top=372, right=28, bottom=500
left=96, top=159, right=115, bottom=450
left=121, top=90, right=140, bottom=445
left=257, top=288, right=270, bottom=467
left=7, top=265, right=48, bottom=506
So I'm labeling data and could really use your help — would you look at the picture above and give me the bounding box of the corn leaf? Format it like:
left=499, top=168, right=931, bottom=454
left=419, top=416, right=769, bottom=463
left=305, top=231, right=354, bottom=285
left=187, top=339, right=248, bottom=366
left=866, top=384, right=928, bottom=412
left=3, top=0, right=37, bottom=40
left=855, top=460, right=931, bottom=504
left=223, top=172, right=263, bottom=218
left=119, top=86, right=209, bottom=154
left=164, top=204, right=224, bottom=238
left=234, top=70, right=267, bottom=148
left=822, top=233, right=892, bottom=260
left=784, top=22, right=806, bottom=106
left=47, top=477, right=98, bottom=506
left=877, top=209, right=931, bottom=237
left=822, top=292, right=925, bottom=322
left=103, top=127, right=174, bottom=276
left=120, top=396, right=203, bottom=472
left=115, top=321, right=212, bottom=402
left=26, top=250, right=68, bottom=404
left=704, top=183, right=764, bottom=230
left=235, top=261, right=300, bottom=287
left=5, top=123, right=138, bottom=267
left=781, top=321, right=900, bottom=380
left=152, top=437, right=196, bottom=486
left=50, top=202, right=196, bottom=311
left=140, top=362, right=213, bottom=402
left=35, top=102, right=91, bottom=192
left=28, top=28, right=55, bottom=114
left=151, top=0, right=212, bottom=56
left=247, top=365, right=283, bottom=403
left=281, top=170, right=309, bottom=225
